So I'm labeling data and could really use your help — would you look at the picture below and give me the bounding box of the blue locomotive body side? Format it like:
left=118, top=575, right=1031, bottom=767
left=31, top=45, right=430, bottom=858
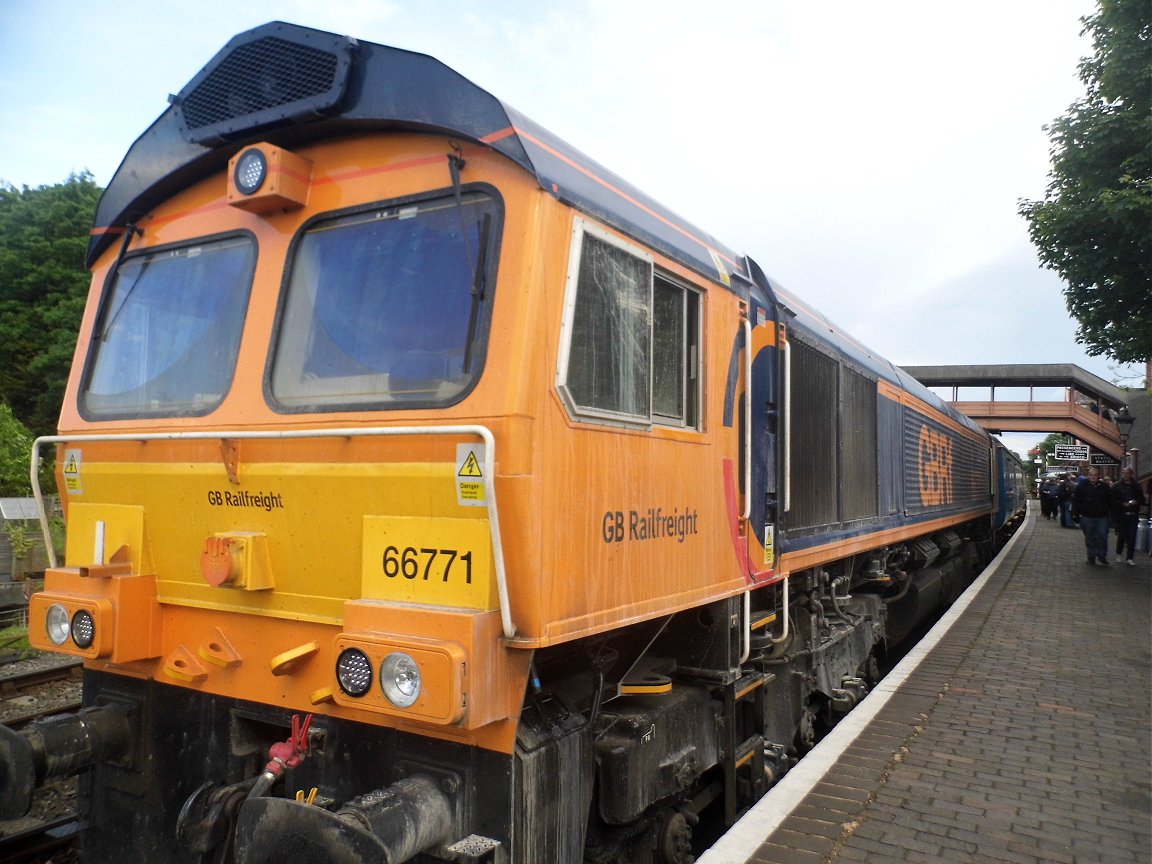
left=761, top=280, right=997, bottom=573
left=993, top=441, right=1029, bottom=533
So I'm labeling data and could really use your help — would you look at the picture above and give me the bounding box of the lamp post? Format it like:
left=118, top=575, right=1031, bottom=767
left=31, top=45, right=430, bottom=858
left=1114, top=406, right=1135, bottom=471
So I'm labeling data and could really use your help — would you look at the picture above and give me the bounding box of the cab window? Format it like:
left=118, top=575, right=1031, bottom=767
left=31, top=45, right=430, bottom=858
left=269, top=190, right=500, bottom=410
left=559, top=222, right=700, bottom=428
left=81, top=235, right=255, bottom=418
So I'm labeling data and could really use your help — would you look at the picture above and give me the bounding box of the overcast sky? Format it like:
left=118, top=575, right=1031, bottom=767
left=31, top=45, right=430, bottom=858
left=0, top=0, right=1138, bottom=457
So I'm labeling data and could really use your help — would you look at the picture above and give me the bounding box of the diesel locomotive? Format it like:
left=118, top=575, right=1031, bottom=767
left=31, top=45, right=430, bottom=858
left=0, top=22, right=1026, bottom=864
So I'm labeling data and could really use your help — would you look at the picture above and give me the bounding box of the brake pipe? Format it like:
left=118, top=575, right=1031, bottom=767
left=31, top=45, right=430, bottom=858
left=246, top=714, right=313, bottom=801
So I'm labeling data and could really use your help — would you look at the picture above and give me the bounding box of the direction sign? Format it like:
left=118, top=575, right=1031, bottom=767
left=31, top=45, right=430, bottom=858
left=1053, top=444, right=1090, bottom=462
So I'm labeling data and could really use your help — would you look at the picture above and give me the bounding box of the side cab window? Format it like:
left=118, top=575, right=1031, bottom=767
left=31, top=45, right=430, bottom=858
left=557, top=220, right=700, bottom=429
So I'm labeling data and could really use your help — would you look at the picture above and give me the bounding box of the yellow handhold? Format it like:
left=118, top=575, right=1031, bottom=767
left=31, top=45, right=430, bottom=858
left=164, top=645, right=208, bottom=683
left=198, top=628, right=243, bottom=668
left=308, top=687, right=334, bottom=705
left=270, top=641, right=319, bottom=676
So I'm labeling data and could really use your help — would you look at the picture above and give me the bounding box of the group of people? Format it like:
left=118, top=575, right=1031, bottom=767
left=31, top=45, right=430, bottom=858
left=1040, top=467, right=1147, bottom=566
left=1038, top=473, right=1078, bottom=525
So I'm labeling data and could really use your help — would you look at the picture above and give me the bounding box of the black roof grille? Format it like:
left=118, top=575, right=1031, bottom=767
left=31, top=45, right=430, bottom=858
left=175, top=26, right=356, bottom=145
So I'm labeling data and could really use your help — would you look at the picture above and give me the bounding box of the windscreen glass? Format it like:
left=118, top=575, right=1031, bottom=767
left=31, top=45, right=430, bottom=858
left=82, top=236, right=255, bottom=417
left=270, top=191, right=499, bottom=409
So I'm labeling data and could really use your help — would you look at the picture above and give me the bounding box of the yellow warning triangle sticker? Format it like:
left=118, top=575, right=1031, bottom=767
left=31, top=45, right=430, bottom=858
left=64, top=454, right=79, bottom=473
left=458, top=452, right=483, bottom=477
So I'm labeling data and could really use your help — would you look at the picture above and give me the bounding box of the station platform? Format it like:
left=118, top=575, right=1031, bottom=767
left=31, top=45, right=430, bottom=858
left=700, top=502, right=1152, bottom=864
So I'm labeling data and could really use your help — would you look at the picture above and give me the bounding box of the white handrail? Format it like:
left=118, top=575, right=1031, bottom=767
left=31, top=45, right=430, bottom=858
left=31, top=425, right=517, bottom=638
left=739, top=317, right=754, bottom=664
left=783, top=339, right=792, bottom=513
left=740, top=589, right=751, bottom=664
left=742, top=317, right=753, bottom=521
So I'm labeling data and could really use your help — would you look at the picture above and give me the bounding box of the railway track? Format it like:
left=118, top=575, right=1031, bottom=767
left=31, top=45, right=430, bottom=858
left=0, top=657, right=82, bottom=695
left=0, top=659, right=82, bottom=729
left=0, top=656, right=84, bottom=863
left=0, top=816, right=81, bottom=864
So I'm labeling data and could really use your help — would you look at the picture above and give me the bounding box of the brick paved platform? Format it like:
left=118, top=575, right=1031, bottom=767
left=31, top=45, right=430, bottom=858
left=701, top=502, right=1152, bottom=864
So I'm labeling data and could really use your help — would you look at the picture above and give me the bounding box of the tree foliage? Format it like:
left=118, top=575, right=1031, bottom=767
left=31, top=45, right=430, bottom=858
left=0, top=403, right=35, bottom=497
left=1019, top=0, right=1152, bottom=365
left=1030, top=432, right=1072, bottom=462
left=0, top=173, right=102, bottom=438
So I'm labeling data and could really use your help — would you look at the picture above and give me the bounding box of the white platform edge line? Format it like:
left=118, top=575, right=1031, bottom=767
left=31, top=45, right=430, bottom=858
left=697, top=505, right=1035, bottom=864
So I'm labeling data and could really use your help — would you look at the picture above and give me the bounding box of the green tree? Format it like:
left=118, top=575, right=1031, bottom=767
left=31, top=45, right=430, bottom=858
left=1019, top=0, right=1152, bottom=365
left=1031, top=432, right=1072, bottom=466
left=0, top=173, right=102, bottom=438
left=0, top=402, right=35, bottom=496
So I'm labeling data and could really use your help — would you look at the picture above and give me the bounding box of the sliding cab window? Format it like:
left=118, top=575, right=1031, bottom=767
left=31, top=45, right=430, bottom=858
left=269, top=190, right=501, bottom=410
left=81, top=235, right=256, bottom=418
left=559, top=222, right=700, bottom=428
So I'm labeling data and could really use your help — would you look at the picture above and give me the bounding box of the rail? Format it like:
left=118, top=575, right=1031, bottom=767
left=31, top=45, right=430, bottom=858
left=0, top=814, right=82, bottom=863
left=30, top=426, right=516, bottom=639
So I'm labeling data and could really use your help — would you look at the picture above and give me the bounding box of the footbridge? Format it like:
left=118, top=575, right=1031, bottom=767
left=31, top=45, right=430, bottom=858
left=903, top=363, right=1131, bottom=457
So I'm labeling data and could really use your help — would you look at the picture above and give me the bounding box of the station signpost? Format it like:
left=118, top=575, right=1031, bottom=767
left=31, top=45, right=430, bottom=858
left=1053, top=444, right=1090, bottom=462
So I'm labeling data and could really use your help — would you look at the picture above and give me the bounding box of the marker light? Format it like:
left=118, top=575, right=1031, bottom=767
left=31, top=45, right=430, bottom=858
left=336, top=648, right=373, bottom=697
left=46, top=604, right=71, bottom=646
left=71, top=609, right=96, bottom=649
left=380, top=652, right=421, bottom=708
left=233, top=148, right=268, bottom=195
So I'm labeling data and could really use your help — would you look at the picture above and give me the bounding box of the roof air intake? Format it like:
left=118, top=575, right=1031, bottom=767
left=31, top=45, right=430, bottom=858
left=174, top=24, right=357, bottom=145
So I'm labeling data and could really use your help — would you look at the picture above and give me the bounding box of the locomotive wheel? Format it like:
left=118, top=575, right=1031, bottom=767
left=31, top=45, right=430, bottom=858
left=656, top=808, right=695, bottom=864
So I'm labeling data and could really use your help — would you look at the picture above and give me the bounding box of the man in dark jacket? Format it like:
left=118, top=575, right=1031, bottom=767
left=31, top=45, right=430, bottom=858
left=1072, top=468, right=1112, bottom=564
left=1111, top=467, right=1147, bottom=566
left=1039, top=477, right=1059, bottom=519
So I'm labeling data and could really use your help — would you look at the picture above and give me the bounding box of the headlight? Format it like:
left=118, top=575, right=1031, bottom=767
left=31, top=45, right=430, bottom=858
left=45, top=604, right=71, bottom=646
left=380, top=652, right=421, bottom=708
left=336, top=648, right=373, bottom=697
left=71, top=609, right=96, bottom=649
left=233, top=148, right=267, bottom=195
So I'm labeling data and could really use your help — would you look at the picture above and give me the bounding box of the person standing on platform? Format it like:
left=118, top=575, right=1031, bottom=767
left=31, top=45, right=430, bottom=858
left=1058, top=474, right=1077, bottom=528
left=1112, top=467, right=1147, bottom=566
left=1072, top=468, right=1113, bottom=564
left=1039, top=477, right=1059, bottom=519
